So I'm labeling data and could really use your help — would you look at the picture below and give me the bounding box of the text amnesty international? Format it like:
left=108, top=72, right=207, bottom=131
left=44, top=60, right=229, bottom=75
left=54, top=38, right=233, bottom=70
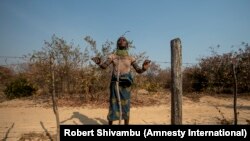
left=64, top=128, right=247, bottom=138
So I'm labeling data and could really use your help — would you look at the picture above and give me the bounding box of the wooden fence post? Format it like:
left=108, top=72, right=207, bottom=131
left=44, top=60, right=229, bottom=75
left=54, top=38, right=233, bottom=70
left=170, top=38, right=182, bottom=125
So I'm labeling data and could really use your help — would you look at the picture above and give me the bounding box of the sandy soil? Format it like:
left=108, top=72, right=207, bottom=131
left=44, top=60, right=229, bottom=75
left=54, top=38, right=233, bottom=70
left=0, top=94, right=249, bottom=140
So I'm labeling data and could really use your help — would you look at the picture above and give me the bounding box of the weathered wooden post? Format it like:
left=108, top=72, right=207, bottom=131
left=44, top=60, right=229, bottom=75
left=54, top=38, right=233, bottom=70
left=170, top=38, right=182, bottom=125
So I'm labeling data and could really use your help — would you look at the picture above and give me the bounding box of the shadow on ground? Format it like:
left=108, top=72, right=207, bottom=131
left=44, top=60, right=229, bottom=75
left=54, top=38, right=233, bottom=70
left=61, top=112, right=107, bottom=125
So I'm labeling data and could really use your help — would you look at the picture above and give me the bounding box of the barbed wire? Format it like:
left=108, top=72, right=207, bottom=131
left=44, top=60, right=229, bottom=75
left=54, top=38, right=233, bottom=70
left=1, top=55, right=249, bottom=67
left=153, top=61, right=197, bottom=65
left=1, top=56, right=249, bottom=90
left=0, top=56, right=27, bottom=59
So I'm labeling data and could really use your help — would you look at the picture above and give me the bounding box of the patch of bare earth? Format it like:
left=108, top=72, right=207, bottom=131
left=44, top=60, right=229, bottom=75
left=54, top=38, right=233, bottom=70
left=0, top=91, right=249, bottom=140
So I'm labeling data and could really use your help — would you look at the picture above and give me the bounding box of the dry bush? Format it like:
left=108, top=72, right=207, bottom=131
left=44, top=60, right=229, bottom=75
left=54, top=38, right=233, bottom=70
left=183, top=44, right=250, bottom=94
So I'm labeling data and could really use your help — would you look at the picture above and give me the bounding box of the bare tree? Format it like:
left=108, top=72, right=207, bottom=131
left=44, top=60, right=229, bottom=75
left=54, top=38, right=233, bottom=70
left=50, top=53, right=60, bottom=141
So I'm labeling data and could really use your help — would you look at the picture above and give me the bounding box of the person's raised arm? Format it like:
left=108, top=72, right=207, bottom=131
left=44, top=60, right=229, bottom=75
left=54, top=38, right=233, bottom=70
left=91, top=57, right=112, bottom=69
left=132, top=60, right=151, bottom=74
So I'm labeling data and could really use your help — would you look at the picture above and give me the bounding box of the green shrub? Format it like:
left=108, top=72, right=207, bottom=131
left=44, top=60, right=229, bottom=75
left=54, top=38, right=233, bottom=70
left=4, top=77, right=36, bottom=99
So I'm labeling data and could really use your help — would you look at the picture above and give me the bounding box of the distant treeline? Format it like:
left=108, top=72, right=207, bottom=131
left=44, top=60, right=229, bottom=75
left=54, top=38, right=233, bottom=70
left=0, top=35, right=249, bottom=99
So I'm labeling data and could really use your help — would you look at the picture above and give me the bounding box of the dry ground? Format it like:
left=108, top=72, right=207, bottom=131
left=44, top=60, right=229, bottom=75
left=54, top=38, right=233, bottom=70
left=0, top=91, right=249, bottom=140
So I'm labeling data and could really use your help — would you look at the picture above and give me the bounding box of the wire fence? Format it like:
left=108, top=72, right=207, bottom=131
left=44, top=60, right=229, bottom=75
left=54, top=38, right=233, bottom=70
left=0, top=54, right=249, bottom=141
left=1, top=55, right=249, bottom=93
left=0, top=56, right=198, bottom=68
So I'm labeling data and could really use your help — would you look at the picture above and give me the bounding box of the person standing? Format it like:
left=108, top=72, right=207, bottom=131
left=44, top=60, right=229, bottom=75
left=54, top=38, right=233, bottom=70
left=92, top=36, right=150, bottom=125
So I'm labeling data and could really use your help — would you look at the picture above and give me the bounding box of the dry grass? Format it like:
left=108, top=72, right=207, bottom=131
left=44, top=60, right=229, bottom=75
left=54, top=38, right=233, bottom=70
left=1, top=89, right=249, bottom=109
left=214, top=106, right=233, bottom=125
left=183, top=92, right=204, bottom=102
left=20, top=89, right=171, bottom=108
left=18, top=132, right=56, bottom=141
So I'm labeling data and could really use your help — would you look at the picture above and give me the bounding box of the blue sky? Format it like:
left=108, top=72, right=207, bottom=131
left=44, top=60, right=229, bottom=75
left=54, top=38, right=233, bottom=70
left=0, top=0, right=250, bottom=68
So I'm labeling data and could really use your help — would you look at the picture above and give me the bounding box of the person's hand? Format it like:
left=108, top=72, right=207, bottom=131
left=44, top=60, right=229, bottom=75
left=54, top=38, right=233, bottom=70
left=91, top=57, right=101, bottom=65
left=143, top=60, right=151, bottom=70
